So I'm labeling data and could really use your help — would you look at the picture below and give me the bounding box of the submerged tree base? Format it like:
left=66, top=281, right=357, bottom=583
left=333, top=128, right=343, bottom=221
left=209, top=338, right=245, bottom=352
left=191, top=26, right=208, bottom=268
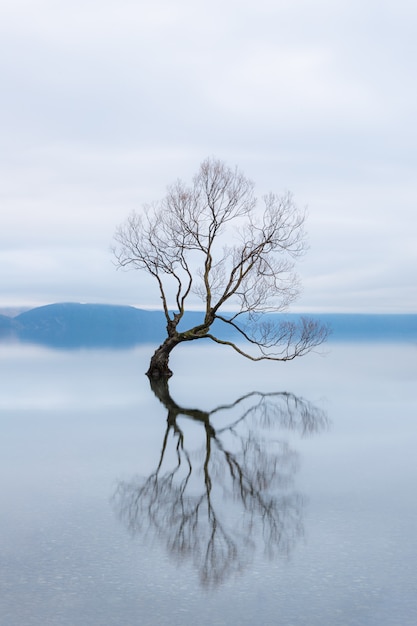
left=145, top=338, right=179, bottom=378
left=146, top=367, right=173, bottom=379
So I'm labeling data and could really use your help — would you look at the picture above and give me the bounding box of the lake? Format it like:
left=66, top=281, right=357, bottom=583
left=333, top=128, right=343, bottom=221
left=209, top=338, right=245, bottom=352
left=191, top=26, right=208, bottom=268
left=1, top=340, right=416, bottom=625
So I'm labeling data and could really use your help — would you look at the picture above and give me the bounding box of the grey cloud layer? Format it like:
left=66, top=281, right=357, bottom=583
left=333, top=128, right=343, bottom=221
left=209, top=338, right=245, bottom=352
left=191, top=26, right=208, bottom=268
left=1, top=0, right=416, bottom=311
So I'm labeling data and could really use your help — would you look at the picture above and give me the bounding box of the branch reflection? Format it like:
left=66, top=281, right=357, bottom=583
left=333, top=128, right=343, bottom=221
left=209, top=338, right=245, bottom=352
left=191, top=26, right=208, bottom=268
left=112, top=379, right=329, bottom=587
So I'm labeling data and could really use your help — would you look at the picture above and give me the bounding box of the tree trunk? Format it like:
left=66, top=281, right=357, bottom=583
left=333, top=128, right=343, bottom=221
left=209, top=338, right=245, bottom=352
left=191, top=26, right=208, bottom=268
left=146, top=336, right=181, bottom=378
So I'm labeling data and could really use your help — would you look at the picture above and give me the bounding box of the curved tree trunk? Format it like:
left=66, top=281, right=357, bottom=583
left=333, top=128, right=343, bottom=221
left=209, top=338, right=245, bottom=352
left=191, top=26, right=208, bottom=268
left=146, top=336, right=182, bottom=378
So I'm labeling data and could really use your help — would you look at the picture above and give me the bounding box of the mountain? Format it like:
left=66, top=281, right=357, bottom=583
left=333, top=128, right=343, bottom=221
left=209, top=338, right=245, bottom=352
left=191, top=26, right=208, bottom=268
left=315, top=313, right=417, bottom=342
left=13, top=303, right=167, bottom=348
left=0, top=314, right=13, bottom=336
left=0, top=303, right=416, bottom=349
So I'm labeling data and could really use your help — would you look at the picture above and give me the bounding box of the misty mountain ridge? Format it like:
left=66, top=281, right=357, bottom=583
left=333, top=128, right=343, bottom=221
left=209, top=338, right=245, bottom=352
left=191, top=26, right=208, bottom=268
left=0, top=302, right=416, bottom=349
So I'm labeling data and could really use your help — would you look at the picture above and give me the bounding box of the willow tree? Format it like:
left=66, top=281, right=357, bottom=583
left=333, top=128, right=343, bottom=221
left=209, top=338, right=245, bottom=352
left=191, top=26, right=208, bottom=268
left=113, top=157, right=328, bottom=378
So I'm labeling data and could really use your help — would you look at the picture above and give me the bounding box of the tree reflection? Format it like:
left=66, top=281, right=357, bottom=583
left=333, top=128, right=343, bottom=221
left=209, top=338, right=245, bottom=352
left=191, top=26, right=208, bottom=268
left=112, top=379, right=328, bottom=587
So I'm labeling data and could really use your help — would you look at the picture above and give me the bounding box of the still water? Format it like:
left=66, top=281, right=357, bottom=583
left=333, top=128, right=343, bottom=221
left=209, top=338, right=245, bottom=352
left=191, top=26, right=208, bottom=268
left=0, top=341, right=416, bottom=625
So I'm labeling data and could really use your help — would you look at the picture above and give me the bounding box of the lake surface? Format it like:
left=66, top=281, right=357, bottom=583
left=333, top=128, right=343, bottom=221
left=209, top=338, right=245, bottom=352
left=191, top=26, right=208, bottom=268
left=1, top=340, right=416, bottom=625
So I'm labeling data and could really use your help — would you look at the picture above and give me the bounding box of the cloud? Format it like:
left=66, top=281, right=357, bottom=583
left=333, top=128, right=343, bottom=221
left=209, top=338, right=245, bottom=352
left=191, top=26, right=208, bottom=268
left=0, top=0, right=416, bottom=312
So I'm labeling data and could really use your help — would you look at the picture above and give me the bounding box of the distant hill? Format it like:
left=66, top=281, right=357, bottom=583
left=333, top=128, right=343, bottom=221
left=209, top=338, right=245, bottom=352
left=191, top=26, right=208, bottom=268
left=12, top=303, right=167, bottom=348
left=0, top=303, right=415, bottom=349
left=0, top=314, right=13, bottom=336
left=315, top=313, right=417, bottom=342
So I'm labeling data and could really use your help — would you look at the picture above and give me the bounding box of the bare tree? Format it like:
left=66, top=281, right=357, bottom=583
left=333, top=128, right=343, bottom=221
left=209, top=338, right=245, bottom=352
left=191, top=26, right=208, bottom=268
left=113, top=157, right=329, bottom=377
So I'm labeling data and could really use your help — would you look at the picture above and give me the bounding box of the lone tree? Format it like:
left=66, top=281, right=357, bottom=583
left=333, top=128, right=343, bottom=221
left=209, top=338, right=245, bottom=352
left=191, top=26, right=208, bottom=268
left=113, top=157, right=328, bottom=377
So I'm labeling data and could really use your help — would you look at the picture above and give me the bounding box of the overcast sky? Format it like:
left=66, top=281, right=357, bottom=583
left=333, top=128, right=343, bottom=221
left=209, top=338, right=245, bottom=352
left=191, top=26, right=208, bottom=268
left=1, top=0, right=416, bottom=313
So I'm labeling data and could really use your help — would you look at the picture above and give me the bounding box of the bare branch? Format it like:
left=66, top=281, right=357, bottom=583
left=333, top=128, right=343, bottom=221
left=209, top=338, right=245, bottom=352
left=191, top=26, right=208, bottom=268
left=205, top=316, right=330, bottom=362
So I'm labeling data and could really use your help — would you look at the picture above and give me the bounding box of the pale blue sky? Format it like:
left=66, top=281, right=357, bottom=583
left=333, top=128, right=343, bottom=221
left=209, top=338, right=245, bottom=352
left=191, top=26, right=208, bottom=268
left=1, top=0, right=416, bottom=312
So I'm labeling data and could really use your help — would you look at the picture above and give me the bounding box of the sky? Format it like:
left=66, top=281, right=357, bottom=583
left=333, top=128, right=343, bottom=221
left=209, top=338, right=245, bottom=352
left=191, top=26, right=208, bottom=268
left=1, top=0, right=416, bottom=313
